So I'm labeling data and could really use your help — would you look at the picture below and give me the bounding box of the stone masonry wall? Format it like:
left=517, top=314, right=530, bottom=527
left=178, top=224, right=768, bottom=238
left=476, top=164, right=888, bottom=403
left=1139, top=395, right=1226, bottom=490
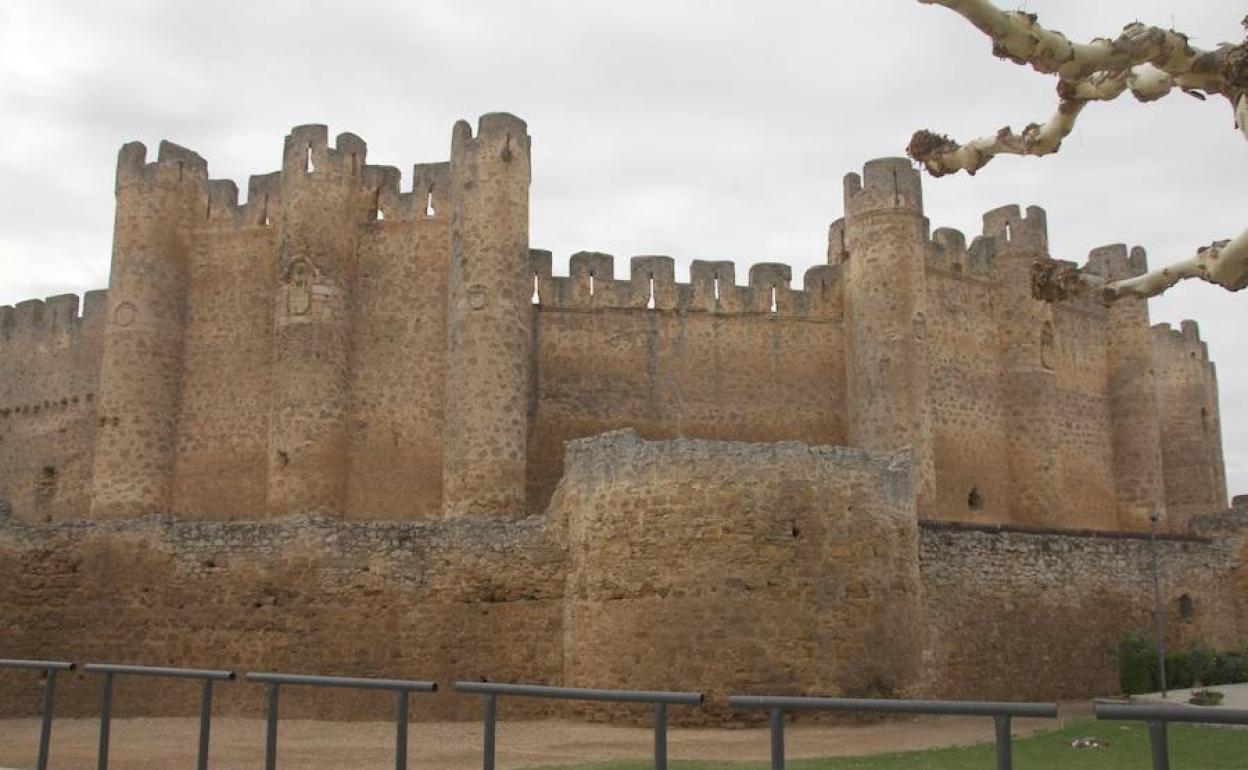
left=0, top=293, right=106, bottom=522
left=0, top=514, right=565, bottom=721
left=919, top=521, right=1242, bottom=701
left=555, top=430, right=921, bottom=722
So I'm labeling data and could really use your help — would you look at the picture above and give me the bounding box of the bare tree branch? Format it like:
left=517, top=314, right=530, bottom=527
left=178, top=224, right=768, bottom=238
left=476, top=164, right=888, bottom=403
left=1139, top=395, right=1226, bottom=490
left=909, top=0, right=1248, bottom=300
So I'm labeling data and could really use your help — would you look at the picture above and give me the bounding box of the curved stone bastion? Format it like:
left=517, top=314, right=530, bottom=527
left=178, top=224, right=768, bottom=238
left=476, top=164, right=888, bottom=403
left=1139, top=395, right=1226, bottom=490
left=552, top=430, right=922, bottom=719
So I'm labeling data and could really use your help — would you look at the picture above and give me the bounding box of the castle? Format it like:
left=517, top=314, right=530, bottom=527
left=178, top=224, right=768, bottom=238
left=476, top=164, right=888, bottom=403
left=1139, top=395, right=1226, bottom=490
left=0, top=114, right=1243, bottom=722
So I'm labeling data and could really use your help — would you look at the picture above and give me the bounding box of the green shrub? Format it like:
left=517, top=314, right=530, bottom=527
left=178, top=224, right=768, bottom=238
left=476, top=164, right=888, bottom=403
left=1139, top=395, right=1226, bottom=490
left=1118, top=633, right=1157, bottom=694
left=1190, top=689, right=1225, bottom=706
left=1117, top=634, right=1248, bottom=694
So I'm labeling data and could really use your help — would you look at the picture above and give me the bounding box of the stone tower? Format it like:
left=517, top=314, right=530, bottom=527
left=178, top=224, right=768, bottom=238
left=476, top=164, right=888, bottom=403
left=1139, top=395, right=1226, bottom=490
left=1086, top=244, right=1167, bottom=528
left=985, top=205, right=1062, bottom=527
left=441, top=114, right=533, bottom=518
left=90, top=142, right=205, bottom=518
left=840, top=158, right=936, bottom=515
left=265, top=126, right=370, bottom=516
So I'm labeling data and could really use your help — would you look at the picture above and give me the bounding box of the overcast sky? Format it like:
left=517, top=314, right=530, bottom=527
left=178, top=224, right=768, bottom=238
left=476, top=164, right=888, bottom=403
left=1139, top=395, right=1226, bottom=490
left=0, top=0, right=1243, bottom=500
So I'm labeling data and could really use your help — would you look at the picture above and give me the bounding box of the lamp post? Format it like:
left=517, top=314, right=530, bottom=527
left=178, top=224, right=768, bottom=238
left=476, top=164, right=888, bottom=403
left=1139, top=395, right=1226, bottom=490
left=1149, top=510, right=1167, bottom=698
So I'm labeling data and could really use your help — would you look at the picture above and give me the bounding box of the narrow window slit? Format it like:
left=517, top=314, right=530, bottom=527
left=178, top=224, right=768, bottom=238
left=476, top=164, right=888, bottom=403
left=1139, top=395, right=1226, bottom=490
left=306, top=145, right=315, bottom=173
left=588, top=272, right=595, bottom=296
left=647, top=275, right=656, bottom=310
left=531, top=274, right=540, bottom=305
left=770, top=286, right=778, bottom=313
left=426, top=186, right=436, bottom=216
left=713, top=274, right=720, bottom=301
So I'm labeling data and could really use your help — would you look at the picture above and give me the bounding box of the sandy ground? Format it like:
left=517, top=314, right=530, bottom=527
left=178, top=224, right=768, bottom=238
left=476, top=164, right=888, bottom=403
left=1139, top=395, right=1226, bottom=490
left=0, top=704, right=1091, bottom=770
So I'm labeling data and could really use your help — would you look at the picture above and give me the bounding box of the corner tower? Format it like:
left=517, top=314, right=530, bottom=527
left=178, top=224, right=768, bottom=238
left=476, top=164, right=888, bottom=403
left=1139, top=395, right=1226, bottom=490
left=441, top=114, right=533, bottom=518
left=841, top=158, right=935, bottom=515
left=91, top=142, right=205, bottom=518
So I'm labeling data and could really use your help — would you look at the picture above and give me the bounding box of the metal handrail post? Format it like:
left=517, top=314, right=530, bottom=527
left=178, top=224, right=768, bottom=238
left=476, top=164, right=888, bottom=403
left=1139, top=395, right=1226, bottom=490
left=769, top=707, right=785, bottom=770
left=653, top=701, right=667, bottom=770
left=197, top=679, right=215, bottom=770
left=395, top=690, right=409, bottom=770
left=994, top=713, right=1012, bottom=770
left=36, top=668, right=62, bottom=770
left=1148, top=720, right=1170, bottom=770
left=264, top=683, right=280, bottom=770
left=482, top=693, right=497, bottom=770
left=96, top=671, right=114, bottom=770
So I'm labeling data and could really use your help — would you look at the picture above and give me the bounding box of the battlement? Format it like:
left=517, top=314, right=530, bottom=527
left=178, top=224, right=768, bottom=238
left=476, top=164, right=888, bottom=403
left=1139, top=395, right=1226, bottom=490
left=1085, top=244, right=1149, bottom=281
left=843, top=157, right=924, bottom=218
left=529, top=251, right=841, bottom=319
left=451, top=113, right=532, bottom=183
left=116, top=141, right=209, bottom=193
left=927, top=227, right=996, bottom=277
left=0, top=290, right=107, bottom=344
left=981, top=205, right=1048, bottom=255
left=1151, top=319, right=1212, bottom=362
left=115, top=125, right=465, bottom=235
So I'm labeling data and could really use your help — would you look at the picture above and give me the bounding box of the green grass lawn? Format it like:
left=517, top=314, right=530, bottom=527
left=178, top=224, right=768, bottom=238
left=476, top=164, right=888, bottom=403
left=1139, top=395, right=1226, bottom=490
left=521, top=719, right=1248, bottom=769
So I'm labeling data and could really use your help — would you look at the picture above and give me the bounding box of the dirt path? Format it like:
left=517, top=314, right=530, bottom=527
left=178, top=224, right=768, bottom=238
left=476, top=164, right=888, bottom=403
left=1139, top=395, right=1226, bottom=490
left=0, top=705, right=1091, bottom=770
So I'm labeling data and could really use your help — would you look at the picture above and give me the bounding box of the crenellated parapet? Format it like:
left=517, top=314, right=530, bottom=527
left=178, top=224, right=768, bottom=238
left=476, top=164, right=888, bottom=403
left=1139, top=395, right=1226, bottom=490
left=0, top=291, right=107, bottom=345
left=926, top=227, right=995, bottom=278
left=529, top=252, right=842, bottom=320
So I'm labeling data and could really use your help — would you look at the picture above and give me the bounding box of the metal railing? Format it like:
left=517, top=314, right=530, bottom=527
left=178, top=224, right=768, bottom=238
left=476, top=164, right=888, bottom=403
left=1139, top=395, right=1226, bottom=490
left=454, top=681, right=703, bottom=770
left=0, top=659, right=75, bottom=770
left=1095, top=700, right=1248, bottom=770
left=82, top=663, right=235, bottom=770
left=245, top=672, right=437, bottom=770
left=728, top=694, right=1059, bottom=770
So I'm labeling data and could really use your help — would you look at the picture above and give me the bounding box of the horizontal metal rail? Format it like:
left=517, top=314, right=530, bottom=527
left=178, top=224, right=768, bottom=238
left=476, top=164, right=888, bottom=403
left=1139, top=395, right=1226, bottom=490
left=83, top=663, right=235, bottom=770
left=0, top=659, right=76, bottom=673
left=244, top=672, right=437, bottom=770
left=246, top=671, right=437, bottom=693
left=1096, top=700, right=1248, bottom=770
left=0, top=659, right=75, bottom=770
left=454, top=682, right=704, bottom=770
left=83, top=663, right=234, bottom=681
left=728, top=694, right=1059, bottom=770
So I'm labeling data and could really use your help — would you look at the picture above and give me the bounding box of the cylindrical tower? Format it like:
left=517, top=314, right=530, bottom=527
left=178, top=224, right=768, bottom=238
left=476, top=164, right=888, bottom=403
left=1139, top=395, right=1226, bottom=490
left=841, top=158, right=935, bottom=515
left=985, top=205, right=1062, bottom=527
left=1086, top=244, right=1166, bottom=530
left=441, top=113, right=532, bottom=518
left=265, top=125, right=368, bottom=516
left=91, top=141, right=204, bottom=518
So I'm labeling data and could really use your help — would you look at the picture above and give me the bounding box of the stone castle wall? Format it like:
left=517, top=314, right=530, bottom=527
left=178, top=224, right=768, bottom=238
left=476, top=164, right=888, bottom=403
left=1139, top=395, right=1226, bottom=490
left=919, top=521, right=1241, bottom=701
left=1, top=448, right=1242, bottom=721
left=0, top=121, right=1228, bottom=532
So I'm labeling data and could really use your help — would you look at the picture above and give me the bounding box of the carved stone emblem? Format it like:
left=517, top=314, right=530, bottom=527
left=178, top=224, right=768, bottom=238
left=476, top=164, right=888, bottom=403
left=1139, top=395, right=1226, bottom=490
left=284, top=258, right=316, bottom=317
left=468, top=285, right=488, bottom=310
left=113, top=301, right=136, bottom=328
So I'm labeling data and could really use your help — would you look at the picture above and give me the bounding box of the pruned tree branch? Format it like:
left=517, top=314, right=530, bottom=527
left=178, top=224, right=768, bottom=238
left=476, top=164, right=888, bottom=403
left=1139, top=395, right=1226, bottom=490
left=1032, top=228, right=1248, bottom=304
left=909, top=0, right=1248, bottom=300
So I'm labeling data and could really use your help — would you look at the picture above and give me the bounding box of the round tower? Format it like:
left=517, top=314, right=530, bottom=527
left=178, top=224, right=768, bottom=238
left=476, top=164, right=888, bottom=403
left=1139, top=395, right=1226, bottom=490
left=441, top=114, right=533, bottom=518
left=984, top=205, right=1062, bottom=527
left=841, top=158, right=935, bottom=515
left=1086, top=244, right=1166, bottom=530
left=90, top=141, right=205, bottom=518
left=265, top=125, right=368, bottom=517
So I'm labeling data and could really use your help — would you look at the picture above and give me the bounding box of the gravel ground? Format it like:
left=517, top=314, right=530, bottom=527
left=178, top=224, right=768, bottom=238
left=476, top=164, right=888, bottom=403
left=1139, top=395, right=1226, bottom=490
left=0, top=706, right=1088, bottom=769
